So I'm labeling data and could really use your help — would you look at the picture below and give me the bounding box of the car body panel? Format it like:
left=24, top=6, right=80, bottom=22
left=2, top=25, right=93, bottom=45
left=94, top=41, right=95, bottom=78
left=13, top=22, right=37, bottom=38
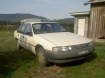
left=14, top=20, right=94, bottom=63
left=37, top=32, right=92, bottom=47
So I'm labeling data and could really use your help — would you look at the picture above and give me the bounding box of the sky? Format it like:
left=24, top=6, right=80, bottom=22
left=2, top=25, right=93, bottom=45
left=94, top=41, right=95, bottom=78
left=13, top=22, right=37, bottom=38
left=0, top=0, right=89, bottom=19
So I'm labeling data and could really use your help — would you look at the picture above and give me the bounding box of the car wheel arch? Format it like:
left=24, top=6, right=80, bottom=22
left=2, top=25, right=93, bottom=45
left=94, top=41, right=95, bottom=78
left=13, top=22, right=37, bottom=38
left=35, top=44, right=44, bottom=53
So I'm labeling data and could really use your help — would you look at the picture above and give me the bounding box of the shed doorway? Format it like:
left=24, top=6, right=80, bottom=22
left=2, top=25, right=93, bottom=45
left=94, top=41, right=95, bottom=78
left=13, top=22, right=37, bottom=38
left=78, top=18, right=86, bottom=36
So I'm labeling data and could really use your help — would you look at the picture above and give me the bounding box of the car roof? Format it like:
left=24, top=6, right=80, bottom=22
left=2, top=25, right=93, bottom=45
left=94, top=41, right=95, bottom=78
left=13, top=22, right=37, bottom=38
left=21, top=18, right=57, bottom=24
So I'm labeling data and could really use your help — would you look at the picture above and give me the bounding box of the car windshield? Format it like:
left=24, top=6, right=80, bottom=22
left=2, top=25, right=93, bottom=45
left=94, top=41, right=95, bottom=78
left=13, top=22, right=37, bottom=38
left=32, top=23, right=67, bottom=34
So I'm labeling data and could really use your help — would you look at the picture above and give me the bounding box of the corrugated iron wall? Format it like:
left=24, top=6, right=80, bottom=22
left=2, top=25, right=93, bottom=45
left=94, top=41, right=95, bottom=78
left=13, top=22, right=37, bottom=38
left=89, top=3, right=105, bottom=38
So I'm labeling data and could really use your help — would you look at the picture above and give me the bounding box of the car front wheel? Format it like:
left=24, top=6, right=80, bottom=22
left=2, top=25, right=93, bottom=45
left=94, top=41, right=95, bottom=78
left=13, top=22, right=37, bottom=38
left=36, top=47, right=49, bottom=66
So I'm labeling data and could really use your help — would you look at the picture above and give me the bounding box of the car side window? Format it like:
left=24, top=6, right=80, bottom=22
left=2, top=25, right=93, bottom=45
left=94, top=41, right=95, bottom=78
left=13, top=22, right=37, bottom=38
left=20, top=24, right=26, bottom=33
left=24, top=24, right=32, bottom=36
left=17, top=23, right=26, bottom=33
left=17, top=23, right=23, bottom=32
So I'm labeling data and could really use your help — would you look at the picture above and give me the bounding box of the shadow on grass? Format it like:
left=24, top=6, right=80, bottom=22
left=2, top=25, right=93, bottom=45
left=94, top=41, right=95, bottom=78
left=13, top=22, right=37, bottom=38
left=0, top=49, right=35, bottom=76
left=0, top=48, right=97, bottom=77
left=55, top=52, right=97, bottom=67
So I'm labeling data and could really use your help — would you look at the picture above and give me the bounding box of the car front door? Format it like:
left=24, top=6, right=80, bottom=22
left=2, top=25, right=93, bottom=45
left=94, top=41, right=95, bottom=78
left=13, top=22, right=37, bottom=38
left=23, top=24, right=34, bottom=51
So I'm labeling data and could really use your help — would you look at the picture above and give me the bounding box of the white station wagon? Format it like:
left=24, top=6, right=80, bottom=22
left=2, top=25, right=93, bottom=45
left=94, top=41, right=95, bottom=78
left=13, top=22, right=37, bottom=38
left=14, top=18, right=94, bottom=66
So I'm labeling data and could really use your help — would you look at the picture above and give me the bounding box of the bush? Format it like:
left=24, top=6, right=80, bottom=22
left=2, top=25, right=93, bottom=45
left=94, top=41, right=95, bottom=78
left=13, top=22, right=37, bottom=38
left=0, top=25, right=18, bottom=31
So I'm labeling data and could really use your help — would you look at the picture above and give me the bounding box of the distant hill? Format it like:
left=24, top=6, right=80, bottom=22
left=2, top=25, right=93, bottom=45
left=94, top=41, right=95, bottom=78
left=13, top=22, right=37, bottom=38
left=0, top=13, right=47, bottom=22
left=57, top=18, right=74, bottom=22
left=54, top=18, right=74, bottom=25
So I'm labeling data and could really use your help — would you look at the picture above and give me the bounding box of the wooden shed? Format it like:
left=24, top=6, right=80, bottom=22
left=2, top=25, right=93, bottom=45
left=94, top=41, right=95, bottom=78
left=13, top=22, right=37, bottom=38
left=71, top=11, right=90, bottom=37
left=72, top=0, right=105, bottom=39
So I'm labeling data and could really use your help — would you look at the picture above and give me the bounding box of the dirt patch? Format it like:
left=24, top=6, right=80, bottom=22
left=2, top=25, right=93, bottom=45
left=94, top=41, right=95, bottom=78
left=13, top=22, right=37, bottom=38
left=28, top=65, right=65, bottom=78
left=11, top=65, right=65, bottom=78
left=93, top=39, right=105, bottom=43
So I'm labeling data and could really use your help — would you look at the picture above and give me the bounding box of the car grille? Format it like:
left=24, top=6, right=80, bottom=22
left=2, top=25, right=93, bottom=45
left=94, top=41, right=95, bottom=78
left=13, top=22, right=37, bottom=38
left=71, top=43, right=90, bottom=51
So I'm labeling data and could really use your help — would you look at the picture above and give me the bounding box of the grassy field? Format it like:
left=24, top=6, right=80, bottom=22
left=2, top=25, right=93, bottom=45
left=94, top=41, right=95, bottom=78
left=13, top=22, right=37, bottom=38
left=0, top=31, right=105, bottom=78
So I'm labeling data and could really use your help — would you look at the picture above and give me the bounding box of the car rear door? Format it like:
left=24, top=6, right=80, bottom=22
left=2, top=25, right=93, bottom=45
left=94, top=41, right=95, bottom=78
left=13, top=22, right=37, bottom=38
left=17, top=24, right=27, bottom=48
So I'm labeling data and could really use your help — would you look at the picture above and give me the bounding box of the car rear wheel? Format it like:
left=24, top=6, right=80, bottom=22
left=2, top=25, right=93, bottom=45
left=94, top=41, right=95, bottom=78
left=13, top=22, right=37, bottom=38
left=36, top=47, right=49, bottom=66
left=17, top=41, right=22, bottom=50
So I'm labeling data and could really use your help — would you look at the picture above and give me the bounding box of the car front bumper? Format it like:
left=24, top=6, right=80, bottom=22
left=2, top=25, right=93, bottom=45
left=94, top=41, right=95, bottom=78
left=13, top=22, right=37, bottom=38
left=45, top=45, right=95, bottom=63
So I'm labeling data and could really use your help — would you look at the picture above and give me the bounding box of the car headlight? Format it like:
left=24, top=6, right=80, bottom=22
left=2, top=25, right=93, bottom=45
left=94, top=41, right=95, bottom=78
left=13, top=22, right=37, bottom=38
left=52, top=46, right=72, bottom=52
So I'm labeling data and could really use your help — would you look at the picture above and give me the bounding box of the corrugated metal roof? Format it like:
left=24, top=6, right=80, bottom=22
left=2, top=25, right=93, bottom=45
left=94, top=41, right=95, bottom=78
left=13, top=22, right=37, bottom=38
left=71, top=11, right=90, bottom=16
left=84, top=0, right=105, bottom=5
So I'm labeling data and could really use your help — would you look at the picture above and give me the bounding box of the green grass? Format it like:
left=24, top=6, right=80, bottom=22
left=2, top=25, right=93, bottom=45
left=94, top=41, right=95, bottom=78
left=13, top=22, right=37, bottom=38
left=0, top=31, right=105, bottom=78
left=0, top=31, right=13, bottom=38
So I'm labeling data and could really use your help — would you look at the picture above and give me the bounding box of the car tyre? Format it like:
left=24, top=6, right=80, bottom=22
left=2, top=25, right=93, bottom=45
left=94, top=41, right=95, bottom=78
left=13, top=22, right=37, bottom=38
left=17, top=41, right=22, bottom=50
left=36, top=47, right=49, bottom=66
